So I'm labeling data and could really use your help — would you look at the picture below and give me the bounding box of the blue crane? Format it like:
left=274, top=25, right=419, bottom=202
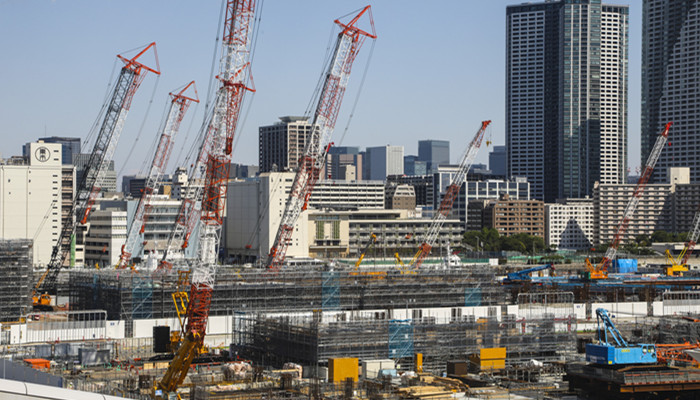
left=586, top=308, right=657, bottom=365
left=504, top=264, right=552, bottom=283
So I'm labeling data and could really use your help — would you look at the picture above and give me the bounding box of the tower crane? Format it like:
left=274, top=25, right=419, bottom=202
left=664, top=208, right=700, bottom=276
left=410, top=120, right=491, bottom=269
left=116, top=81, right=199, bottom=269
left=159, top=0, right=256, bottom=270
left=585, top=122, right=672, bottom=279
left=266, top=6, right=377, bottom=270
left=154, top=2, right=257, bottom=399
left=32, top=43, right=159, bottom=308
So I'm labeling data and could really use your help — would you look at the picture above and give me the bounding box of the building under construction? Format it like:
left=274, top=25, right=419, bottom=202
left=0, top=239, right=32, bottom=321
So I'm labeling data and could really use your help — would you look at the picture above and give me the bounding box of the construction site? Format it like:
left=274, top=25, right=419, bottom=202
left=5, top=1, right=700, bottom=400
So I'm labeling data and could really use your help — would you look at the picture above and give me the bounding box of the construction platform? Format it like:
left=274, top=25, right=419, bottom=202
left=566, top=363, right=700, bottom=399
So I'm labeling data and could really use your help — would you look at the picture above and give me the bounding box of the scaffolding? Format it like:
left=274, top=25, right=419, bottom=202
left=0, top=239, right=32, bottom=321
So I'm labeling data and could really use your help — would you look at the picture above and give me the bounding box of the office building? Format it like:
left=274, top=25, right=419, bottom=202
left=489, top=145, right=507, bottom=177
left=72, top=153, right=117, bottom=193
left=418, top=140, right=449, bottom=173
left=24, top=137, right=81, bottom=165
left=642, top=0, right=700, bottom=183
left=366, top=145, right=404, bottom=181
left=404, top=155, right=427, bottom=176
left=0, top=142, right=63, bottom=265
left=506, top=0, right=629, bottom=201
left=258, top=116, right=315, bottom=173
left=326, top=146, right=363, bottom=180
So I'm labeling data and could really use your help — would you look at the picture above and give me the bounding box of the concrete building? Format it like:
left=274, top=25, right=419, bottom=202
left=366, top=146, right=404, bottom=181
left=229, top=163, right=259, bottom=179
left=25, top=136, right=81, bottom=165
left=326, top=146, right=363, bottom=181
left=642, top=0, right=700, bottom=183
left=418, top=140, right=449, bottom=173
left=460, top=178, right=531, bottom=231
left=307, top=209, right=462, bottom=260
left=72, top=153, right=117, bottom=193
left=258, top=116, right=315, bottom=173
left=385, top=184, right=416, bottom=210
left=387, top=175, right=434, bottom=209
left=84, top=207, right=127, bottom=268
left=0, top=142, right=64, bottom=266
left=122, top=175, right=147, bottom=198
left=506, top=1, right=629, bottom=201
left=545, top=198, right=594, bottom=250
left=483, top=194, right=545, bottom=238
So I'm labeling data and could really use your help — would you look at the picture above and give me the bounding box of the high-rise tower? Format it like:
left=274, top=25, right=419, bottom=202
left=506, top=0, right=628, bottom=201
left=642, top=0, right=700, bottom=183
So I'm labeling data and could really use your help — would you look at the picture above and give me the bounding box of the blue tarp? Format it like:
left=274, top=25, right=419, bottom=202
left=611, top=259, right=638, bottom=273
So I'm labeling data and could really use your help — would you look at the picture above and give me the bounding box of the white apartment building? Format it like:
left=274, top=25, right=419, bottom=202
left=0, top=142, right=63, bottom=266
left=226, top=172, right=386, bottom=262
left=545, top=198, right=594, bottom=250
left=84, top=208, right=127, bottom=268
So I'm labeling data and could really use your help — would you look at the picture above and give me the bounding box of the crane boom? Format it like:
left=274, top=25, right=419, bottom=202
left=160, top=0, right=256, bottom=270
left=117, top=81, right=199, bottom=269
left=680, top=209, right=700, bottom=266
left=586, top=122, right=672, bottom=279
left=412, top=120, right=491, bottom=268
left=266, top=6, right=377, bottom=270
left=34, top=43, right=159, bottom=298
left=155, top=2, right=257, bottom=398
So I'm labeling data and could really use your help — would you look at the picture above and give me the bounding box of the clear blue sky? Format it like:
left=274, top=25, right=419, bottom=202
left=0, top=0, right=641, bottom=179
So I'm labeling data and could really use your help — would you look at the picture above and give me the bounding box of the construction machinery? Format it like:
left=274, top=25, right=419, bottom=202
left=265, top=6, right=377, bottom=270
left=154, top=1, right=257, bottom=399
left=584, top=122, right=672, bottom=279
left=355, top=233, right=377, bottom=269
left=160, top=0, right=256, bottom=270
left=586, top=308, right=657, bottom=365
left=410, top=120, right=491, bottom=269
left=504, top=264, right=552, bottom=283
left=116, top=81, right=199, bottom=269
left=664, top=208, right=700, bottom=276
left=32, top=43, right=160, bottom=309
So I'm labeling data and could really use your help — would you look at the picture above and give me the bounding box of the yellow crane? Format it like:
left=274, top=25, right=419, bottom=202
left=355, top=234, right=377, bottom=269
left=665, top=209, right=700, bottom=276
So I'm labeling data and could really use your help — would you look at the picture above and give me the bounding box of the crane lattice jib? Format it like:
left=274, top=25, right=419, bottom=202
left=117, top=82, right=199, bottom=269
left=35, top=43, right=159, bottom=294
left=596, top=122, right=672, bottom=274
left=680, top=209, right=700, bottom=266
left=160, top=0, right=255, bottom=269
left=596, top=308, right=629, bottom=347
left=412, top=120, right=491, bottom=268
left=266, top=6, right=377, bottom=270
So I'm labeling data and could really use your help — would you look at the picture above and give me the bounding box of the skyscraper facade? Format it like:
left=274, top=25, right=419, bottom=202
left=418, top=140, right=449, bottom=174
left=258, top=116, right=314, bottom=173
left=366, top=145, right=404, bottom=181
left=642, top=0, right=700, bottom=183
left=506, top=0, right=628, bottom=201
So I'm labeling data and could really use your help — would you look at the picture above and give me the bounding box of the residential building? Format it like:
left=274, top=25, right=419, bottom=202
left=385, top=184, right=416, bottom=210
left=84, top=207, right=127, bottom=268
left=506, top=1, right=629, bottom=201
left=366, top=145, right=404, bottom=181
left=258, top=116, right=315, bottom=173
left=545, top=198, right=594, bottom=250
left=418, top=140, right=449, bottom=173
left=642, top=0, right=700, bottom=183
left=387, top=174, right=434, bottom=209
left=483, top=194, right=545, bottom=238
left=0, top=142, right=64, bottom=266
left=459, top=178, right=531, bottom=231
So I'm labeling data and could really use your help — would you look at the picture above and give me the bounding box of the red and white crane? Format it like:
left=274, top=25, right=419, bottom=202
left=266, top=6, right=377, bottom=270
left=411, top=120, right=491, bottom=268
left=160, top=1, right=256, bottom=270
left=116, top=81, right=199, bottom=269
left=155, top=2, right=257, bottom=398
left=586, top=121, right=673, bottom=279
left=33, top=43, right=159, bottom=305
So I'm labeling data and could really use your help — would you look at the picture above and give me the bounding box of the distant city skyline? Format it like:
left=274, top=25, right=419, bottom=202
left=0, top=1, right=642, bottom=184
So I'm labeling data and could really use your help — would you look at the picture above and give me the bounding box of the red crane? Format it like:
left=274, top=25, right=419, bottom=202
left=266, top=6, right=377, bottom=270
left=585, top=122, right=673, bottom=279
left=116, top=81, right=199, bottom=269
left=155, top=2, right=257, bottom=398
left=160, top=1, right=256, bottom=270
left=33, top=43, right=159, bottom=306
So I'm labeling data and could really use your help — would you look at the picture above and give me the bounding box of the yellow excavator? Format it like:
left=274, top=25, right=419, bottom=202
left=665, top=210, right=700, bottom=276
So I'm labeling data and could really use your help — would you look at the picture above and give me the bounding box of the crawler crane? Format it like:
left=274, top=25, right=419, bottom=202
left=664, top=208, right=700, bottom=276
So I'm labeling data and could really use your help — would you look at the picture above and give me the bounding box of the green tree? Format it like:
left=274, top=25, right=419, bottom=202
left=651, top=230, right=674, bottom=243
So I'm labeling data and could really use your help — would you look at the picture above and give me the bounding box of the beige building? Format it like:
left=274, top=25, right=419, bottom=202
left=483, top=194, right=545, bottom=238
left=0, top=142, right=65, bottom=266
left=84, top=208, right=127, bottom=268
left=258, top=116, right=315, bottom=173
left=545, top=198, right=594, bottom=250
